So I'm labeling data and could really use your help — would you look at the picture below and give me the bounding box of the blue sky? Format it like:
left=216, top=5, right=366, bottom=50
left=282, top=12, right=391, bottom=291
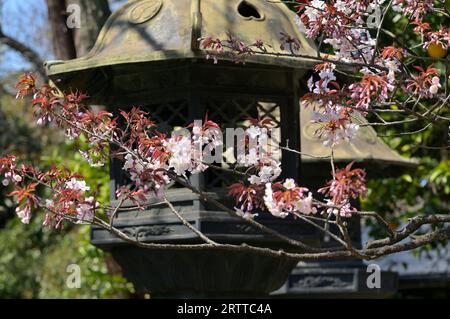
left=0, top=0, right=125, bottom=76
left=1, top=0, right=50, bottom=76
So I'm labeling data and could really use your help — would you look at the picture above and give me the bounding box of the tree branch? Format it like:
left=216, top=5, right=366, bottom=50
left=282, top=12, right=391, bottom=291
left=163, top=195, right=219, bottom=246
left=0, top=26, right=47, bottom=79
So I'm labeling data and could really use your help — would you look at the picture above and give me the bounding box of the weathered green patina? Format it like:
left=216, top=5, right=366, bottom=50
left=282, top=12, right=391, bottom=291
left=45, top=0, right=317, bottom=80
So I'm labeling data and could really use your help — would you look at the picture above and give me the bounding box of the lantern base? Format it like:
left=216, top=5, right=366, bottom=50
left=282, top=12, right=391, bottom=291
left=110, top=247, right=297, bottom=298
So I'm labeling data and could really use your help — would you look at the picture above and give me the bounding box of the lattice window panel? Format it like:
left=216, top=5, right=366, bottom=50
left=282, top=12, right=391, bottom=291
left=144, top=100, right=190, bottom=134
left=204, top=98, right=282, bottom=189
left=111, top=100, right=190, bottom=196
left=111, top=97, right=284, bottom=197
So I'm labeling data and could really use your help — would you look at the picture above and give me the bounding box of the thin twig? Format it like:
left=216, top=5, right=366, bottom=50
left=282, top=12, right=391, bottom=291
left=163, top=195, right=219, bottom=246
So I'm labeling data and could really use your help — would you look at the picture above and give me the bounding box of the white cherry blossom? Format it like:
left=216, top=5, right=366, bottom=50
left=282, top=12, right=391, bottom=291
left=65, top=178, right=90, bottom=192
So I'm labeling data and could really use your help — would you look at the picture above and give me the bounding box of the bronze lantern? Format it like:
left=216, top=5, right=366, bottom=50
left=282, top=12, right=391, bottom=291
left=45, top=0, right=414, bottom=298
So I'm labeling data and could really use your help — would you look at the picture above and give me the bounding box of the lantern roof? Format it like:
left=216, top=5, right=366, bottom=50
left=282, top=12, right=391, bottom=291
left=45, top=0, right=318, bottom=82
left=299, top=107, right=417, bottom=175
left=43, top=0, right=416, bottom=173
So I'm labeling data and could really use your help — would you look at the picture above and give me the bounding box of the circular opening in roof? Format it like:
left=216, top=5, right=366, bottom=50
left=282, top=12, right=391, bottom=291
left=238, top=1, right=263, bottom=20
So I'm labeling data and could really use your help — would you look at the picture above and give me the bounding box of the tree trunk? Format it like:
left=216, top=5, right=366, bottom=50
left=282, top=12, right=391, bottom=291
left=45, top=0, right=77, bottom=60
left=46, top=0, right=110, bottom=60
left=66, top=0, right=111, bottom=57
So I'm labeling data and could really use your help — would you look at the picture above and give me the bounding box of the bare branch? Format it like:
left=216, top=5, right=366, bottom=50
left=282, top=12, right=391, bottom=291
left=163, top=195, right=219, bottom=246
left=0, top=27, right=47, bottom=78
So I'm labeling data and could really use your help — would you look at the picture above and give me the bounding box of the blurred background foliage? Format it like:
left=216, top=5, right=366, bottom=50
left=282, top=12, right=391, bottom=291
left=0, top=75, right=133, bottom=298
left=361, top=6, right=449, bottom=257
left=0, top=0, right=134, bottom=298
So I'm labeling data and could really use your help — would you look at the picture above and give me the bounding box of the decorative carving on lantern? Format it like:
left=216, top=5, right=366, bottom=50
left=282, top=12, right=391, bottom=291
left=128, top=0, right=163, bottom=24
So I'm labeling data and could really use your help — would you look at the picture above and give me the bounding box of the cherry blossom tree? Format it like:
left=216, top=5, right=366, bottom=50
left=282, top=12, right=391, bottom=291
left=1, top=0, right=449, bottom=262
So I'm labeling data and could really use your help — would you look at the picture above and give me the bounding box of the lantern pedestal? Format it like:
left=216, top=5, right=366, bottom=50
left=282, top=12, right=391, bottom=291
left=110, top=248, right=297, bottom=298
left=91, top=189, right=320, bottom=297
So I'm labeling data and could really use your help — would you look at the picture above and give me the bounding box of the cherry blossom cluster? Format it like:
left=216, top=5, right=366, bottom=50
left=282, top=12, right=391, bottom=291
left=293, top=1, right=403, bottom=111
left=312, top=106, right=360, bottom=148
left=392, top=0, right=435, bottom=22
left=0, top=156, right=32, bottom=224
left=294, top=0, right=381, bottom=62
left=303, top=62, right=360, bottom=147
left=0, top=155, right=99, bottom=227
left=348, top=73, right=395, bottom=110
left=234, top=124, right=283, bottom=185
left=197, top=1, right=448, bottom=151
left=319, top=162, right=367, bottom=217
left=229, top=160, right=366, bottom=220
left=118, top=118, right=223, bottom=199
left=199, top=32, right=269, bottom=64
left=302, top=74, right=381, bottom=148
left=406, top=66, right=442, bottom=98
left=228, top=178, right=316, bottom=220
left=309, top=3, right=446, bottom=110
left=226, top=120, right=365, bottom=219
left=16, top=74, right=114, bottom=168
left=264, top=180, right=317, bottom=218
left=423, top=27, right=450, bottom=51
